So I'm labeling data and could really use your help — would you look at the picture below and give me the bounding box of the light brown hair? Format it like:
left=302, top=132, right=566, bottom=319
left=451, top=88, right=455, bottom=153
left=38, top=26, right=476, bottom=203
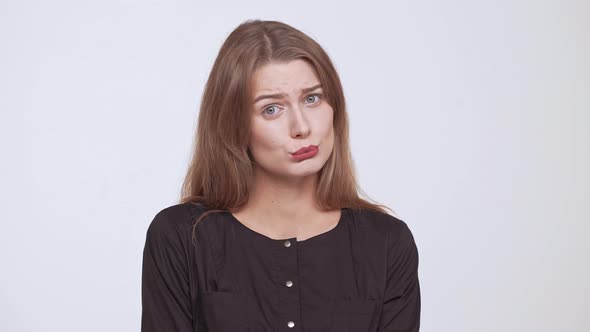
left=179, top=19, right=394, bottom=241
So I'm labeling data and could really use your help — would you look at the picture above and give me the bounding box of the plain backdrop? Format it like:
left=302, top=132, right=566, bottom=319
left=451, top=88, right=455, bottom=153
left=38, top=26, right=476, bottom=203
left=1, top=1, right=588, bottom=331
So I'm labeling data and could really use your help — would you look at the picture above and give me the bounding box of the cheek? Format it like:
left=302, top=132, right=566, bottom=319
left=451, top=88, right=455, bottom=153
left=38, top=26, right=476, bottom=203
left=249, top=122, right=282, bottom=155
left=319, top=108, right=335, bottom=139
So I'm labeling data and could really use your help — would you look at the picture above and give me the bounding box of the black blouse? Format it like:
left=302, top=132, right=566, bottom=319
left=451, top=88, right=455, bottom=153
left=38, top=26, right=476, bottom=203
left=141, top=202, right=421, bottom=331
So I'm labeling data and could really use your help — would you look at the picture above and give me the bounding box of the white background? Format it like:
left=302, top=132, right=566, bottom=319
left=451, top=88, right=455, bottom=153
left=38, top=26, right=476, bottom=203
left=1, top=1, right=588, bottom=331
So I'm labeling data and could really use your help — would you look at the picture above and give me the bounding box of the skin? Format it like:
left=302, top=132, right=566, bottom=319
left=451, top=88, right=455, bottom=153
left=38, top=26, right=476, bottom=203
left=230, top=59, right=341, bottom=241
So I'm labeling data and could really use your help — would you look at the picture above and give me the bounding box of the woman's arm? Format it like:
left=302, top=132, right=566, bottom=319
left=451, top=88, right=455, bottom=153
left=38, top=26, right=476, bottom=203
left=141, top=209, right=194, bottom=332
left=378, top=221, right=421, bottom=331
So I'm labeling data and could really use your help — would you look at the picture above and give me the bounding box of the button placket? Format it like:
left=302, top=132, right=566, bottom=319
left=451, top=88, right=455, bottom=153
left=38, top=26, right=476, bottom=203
left=276, top=238, right=300, bottom=330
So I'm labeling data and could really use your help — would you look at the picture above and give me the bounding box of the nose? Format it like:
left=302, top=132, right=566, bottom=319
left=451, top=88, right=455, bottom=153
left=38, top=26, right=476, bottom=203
left=289, top=104, right=311, bottom=138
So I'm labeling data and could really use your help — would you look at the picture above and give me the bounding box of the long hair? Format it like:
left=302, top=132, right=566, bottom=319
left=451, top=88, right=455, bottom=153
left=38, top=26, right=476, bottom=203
left=179, top=19, right=395, bottom=242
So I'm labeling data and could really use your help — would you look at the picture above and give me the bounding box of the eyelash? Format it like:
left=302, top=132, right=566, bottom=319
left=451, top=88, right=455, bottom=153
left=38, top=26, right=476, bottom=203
left=262, top=93, right=323, bottom=116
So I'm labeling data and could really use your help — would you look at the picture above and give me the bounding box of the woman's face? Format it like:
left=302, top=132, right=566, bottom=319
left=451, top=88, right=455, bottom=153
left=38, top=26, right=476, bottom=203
left=248, top=59, right=335, bottom=180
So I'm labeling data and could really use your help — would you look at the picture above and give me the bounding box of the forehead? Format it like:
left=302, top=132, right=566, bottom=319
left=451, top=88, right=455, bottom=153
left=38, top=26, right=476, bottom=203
left=251, top=59, right=320, bottom=93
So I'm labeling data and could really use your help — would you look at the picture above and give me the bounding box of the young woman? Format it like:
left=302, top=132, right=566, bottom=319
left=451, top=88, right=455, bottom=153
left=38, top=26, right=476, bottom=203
left=141, top=19, right=421, bottom=331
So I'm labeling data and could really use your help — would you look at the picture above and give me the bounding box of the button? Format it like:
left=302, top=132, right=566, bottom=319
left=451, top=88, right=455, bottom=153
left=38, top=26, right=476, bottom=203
left=284, top=240, right=291, bottom=247
left=285, top=280, right=293, bottom=287
left=287, top=321, right=295, bottom=328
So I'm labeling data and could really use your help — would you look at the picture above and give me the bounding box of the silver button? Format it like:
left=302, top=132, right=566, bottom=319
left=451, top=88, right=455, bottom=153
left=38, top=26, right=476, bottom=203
left=284, top=240, right=291, bottom=247
left=287, top=321, right=295, bottom=328
left=285, top=280, right=293, bottom=287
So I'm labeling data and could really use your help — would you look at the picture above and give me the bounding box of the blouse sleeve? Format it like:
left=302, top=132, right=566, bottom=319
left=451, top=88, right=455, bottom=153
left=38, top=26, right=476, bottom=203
left=141, top=209, right=194, bottom=332
left=378, top=220, right=421, bottom=331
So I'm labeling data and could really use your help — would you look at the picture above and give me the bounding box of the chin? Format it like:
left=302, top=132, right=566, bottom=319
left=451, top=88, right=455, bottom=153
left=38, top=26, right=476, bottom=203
left=290, top=160, right=326, bottom=177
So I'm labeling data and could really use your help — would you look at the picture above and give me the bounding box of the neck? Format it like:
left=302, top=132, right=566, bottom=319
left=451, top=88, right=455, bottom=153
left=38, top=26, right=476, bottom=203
left=239, top=166, right=323, bottom=225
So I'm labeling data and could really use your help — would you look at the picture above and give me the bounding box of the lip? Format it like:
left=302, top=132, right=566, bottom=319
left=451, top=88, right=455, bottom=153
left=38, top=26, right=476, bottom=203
left=291, top=144, right=318, bottom=155
left=290, top=145, right=319, bottom=161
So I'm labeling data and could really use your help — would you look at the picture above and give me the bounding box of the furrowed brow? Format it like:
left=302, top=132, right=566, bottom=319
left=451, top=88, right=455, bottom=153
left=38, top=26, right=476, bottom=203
left=253, top=83, right=322, bottom=103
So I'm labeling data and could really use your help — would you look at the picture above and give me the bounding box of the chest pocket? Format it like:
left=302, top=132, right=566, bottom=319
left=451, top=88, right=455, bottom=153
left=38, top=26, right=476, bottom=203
left=200, top=291, right=256, bottom=331
left=329, top=298, right=378, bottom=331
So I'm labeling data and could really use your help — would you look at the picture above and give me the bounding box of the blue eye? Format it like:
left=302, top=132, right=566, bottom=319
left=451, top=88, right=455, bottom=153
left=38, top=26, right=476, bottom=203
left=306, top=93, right=322, bottom=104
left=261, top=93, right=322, bottom=117
left=262, top=105, right=280, bottom=116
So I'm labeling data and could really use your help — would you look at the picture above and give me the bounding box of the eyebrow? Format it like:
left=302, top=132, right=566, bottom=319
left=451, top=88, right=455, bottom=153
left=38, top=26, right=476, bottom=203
left=253, top=83, right=323, bottom=103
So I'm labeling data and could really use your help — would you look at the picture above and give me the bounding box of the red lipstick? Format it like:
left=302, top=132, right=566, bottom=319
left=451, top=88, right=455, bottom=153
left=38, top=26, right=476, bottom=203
left=290, top=145, right=319, bottom=161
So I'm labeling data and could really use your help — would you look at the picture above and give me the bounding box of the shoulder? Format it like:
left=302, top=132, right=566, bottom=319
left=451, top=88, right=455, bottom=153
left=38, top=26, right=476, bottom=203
left=349, top=208, right=417, bottom=247
left=350, top=208, right=411, bottom=235
left=146, top=202, right=208, bottom=239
